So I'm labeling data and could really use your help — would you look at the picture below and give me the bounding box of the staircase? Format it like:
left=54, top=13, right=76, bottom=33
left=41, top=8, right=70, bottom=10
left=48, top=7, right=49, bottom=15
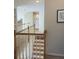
left=32, top=35, right=44, bottom=59
left=14, top=23, right=47, bottom=59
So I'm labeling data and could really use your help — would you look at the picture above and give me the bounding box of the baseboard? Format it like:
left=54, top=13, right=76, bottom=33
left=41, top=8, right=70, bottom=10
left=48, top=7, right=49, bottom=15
left=47, top=53, right=64, bottom=56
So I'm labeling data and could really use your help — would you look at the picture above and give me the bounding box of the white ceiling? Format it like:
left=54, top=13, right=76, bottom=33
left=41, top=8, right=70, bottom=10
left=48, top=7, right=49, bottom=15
left=14, top=0, right=44, bottom=8
left=14, top=0, right=32, bottom=7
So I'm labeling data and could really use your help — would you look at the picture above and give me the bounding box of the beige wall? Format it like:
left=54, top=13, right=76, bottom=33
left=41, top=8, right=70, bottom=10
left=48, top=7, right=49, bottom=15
left=45, top=0, right=64, bottom=55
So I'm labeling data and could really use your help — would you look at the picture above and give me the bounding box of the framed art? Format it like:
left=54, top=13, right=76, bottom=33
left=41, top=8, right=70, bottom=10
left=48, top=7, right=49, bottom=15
left=57, top=9, right=64, bottom=23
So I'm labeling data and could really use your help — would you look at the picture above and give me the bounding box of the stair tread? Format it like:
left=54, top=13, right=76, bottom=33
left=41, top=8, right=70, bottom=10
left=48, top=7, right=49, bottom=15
left=33, top=58, right=43, bottom=59
left=33, top=47, right=44, bottom=49
left=33, top=45, right=44, bottom=47
left=33, top=55, right=44, bottom=58
left=35, top=38, right=44, bottom=39
left=35, top=35, right=44, bottom=39
left=34, top=40, right=44, bottom=42
left=33, top=51, right=44, bottom=54
left=33, top=53, right=44, bottom=55
left=33, top=48, right=44, bottom=51
left=33, top=44, right=44, bottom=46
left=34, top=41, right=44, bottom=43
left=33, top=51, right=44, bottom=53
left=33, top=43, right=44, bottom=45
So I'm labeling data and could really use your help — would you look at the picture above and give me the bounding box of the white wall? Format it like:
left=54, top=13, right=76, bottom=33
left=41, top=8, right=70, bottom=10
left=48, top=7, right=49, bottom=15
left=45, top=0, right=64, bottom=56
left=16, top=2, right=44, bottom=32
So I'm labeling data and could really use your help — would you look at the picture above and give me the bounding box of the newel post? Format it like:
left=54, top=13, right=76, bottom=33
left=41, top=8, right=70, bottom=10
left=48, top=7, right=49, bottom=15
left=14, top=30, right=16, bottom=59
left=44, top=30, right=47, bottom=59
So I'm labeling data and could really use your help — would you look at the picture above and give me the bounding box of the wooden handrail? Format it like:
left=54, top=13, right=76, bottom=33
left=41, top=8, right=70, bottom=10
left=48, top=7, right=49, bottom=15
left=15, top=33, right=45, bottom=35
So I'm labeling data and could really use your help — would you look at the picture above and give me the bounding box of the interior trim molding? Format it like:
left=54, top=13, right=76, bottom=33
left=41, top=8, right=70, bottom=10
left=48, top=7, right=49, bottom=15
left=47, top=53, right=64, bottom=56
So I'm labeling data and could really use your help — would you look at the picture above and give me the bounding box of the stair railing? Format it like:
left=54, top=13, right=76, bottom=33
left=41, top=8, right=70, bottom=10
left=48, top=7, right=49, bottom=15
left=14, top=26, right=47, bottom=59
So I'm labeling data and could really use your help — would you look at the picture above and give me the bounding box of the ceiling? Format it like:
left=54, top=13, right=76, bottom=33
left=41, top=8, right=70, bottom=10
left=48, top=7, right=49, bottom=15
left=14, top=0, right=44, bottom=8
left=14, top=0, right=32, bottom=7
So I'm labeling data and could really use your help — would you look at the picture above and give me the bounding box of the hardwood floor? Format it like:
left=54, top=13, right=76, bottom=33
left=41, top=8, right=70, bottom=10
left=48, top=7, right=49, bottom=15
left=46, top=55, right=64, bottom=59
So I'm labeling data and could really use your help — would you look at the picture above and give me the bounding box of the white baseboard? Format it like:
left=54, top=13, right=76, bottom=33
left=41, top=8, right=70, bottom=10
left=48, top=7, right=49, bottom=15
left=47, top=53, right=64, bottom=56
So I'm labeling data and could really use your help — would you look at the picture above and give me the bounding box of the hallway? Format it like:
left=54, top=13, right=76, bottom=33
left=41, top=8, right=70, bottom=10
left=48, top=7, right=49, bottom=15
left=46, top=55, right=64, bottom=59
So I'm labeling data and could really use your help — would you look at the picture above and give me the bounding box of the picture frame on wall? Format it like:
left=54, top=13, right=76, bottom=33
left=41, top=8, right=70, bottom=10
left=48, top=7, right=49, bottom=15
left=57, top=9, right=64, bottom=23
